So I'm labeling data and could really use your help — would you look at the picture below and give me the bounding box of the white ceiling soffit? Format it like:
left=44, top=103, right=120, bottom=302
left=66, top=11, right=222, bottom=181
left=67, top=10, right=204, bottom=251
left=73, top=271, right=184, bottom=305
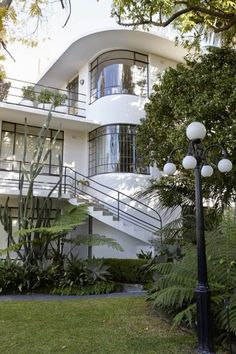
left=37, top=28, right=188, bottom=88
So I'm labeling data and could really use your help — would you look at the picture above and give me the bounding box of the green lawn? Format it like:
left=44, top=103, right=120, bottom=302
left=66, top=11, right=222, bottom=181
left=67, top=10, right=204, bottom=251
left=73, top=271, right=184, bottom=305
left=0, top=296, right=195, bottom=354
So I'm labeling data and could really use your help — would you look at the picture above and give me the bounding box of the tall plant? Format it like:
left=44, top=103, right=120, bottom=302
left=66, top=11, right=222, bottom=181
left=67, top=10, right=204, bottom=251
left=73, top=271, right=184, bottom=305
left=0, top=111, right=63, bottom=265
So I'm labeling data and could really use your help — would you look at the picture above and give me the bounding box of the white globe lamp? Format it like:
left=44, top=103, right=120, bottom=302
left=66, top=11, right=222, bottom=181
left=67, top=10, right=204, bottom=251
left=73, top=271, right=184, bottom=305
left=163, top=162, right=176, bottom=175
left=201, top=165, right=214, bottom=177
left=182, top=155, right=197, bottom=170
left=218, top=158, right=233, bottom=173
left=186, top=122, right=206, bottom=141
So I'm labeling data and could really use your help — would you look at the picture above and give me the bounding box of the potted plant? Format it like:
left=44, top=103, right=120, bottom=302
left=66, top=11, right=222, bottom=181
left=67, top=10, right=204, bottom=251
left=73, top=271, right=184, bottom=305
left=37, top=89, right=54, bottom=109
left=21, top=85, right=36, bottom=107
left=77, top=178, right=90, bottom=191
left=0, top=68, right=11, bottom=102
left=53, top=91, right=68, bottom=113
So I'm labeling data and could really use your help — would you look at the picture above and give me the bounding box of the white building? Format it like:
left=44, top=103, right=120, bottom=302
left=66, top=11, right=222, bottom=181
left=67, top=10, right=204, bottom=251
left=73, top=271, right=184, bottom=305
left=0, top=28, right=185, bottom=259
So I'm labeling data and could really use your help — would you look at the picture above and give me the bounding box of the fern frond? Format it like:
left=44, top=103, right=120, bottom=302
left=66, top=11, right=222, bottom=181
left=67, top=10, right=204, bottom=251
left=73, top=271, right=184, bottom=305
left=173, top=303, right=196, bottom=327
left=153, top=286, right=194, bottom=308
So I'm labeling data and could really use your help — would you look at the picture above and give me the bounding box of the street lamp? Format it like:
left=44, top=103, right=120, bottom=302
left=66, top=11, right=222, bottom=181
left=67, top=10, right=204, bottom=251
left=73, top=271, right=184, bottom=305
left=163, top=122, right=232, bottom=354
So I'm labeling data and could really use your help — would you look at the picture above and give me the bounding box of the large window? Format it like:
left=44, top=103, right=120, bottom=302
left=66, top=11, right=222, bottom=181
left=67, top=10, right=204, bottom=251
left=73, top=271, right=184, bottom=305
left=90, top=50, right=148, bottom=103
left=89, top=124, right=149, bottom=176
left=0, top=122, right=64, bottom=175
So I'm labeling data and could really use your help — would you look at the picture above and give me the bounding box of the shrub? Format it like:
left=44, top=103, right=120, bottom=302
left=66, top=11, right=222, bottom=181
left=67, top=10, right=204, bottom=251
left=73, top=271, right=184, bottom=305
left=53, top=92, right=67, bottom=107
left=59, top=257, right=111, bottom=289
left=22, top=85, right=36, bottom=101
left=147, top=211, right=236, bottom=344
left=0, top=259, right=61, bottom=294
left=60, top=258, right=88, bottom=288
left=52, top=281, right=117, bottom=296
left=38, top=89, right=54, bottom=104
left=0, top=259, right=25, bottom=294
left=102, top=258, right=148, bottom=284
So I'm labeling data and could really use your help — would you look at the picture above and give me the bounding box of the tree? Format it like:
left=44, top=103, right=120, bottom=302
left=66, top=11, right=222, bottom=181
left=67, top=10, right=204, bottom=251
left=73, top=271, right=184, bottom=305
left=0, top=0, right=71, bottom=75
left=111, top=0, right=236, bottom=48
left=136, top=47, right=236, bottom=211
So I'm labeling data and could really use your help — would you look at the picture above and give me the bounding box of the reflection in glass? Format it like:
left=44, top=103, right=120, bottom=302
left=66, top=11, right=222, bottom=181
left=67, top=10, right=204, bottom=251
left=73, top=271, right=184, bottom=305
left=0, top=122, right=63, bottom=175
left=90, top=50, right=148, bottom=102
left=89, top=124, right=149, bottom=176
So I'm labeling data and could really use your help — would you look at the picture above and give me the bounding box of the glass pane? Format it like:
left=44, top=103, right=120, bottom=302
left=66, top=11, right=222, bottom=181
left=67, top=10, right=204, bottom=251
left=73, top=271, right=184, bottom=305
left=1, top=131, right=14, bottom=159
left=88, top=124, right=148, bottom=176
left=91, top=50, right=148, bottom=101
left=15, top=134, right=25, bottom=161
left=51, top=140, right=62, bottom=166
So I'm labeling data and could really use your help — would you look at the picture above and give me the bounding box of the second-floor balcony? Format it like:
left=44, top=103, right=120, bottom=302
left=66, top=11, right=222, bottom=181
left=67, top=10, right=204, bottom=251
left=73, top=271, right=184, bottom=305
left=0, top=78, right=87, bottom=118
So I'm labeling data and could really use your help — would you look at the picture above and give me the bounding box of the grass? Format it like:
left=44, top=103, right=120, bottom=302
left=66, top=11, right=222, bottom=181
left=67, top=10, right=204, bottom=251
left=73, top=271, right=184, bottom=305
left=0, top=296, right=196, bottom=354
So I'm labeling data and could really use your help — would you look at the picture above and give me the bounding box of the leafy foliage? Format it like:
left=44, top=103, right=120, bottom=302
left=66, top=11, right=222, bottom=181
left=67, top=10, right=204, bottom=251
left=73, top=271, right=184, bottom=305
left=136, top=250, right=152, bottom=259
left=86, top=259, right=111, bottom=283
left=0, top=258, right=61, bottom=294
left=16, top=203, right=123, bottom=258
left=58, top=257, right=111, bottom=290
left=51, top=281, right=117, bottom=296
left=17, top=203, right=88, bottom=238
left=0, top=0, right=70, bottom=67
left=112, top=0, right=236, bottom=49
left=148, top=211, right=236, bottom=340
left=137, top=47, right=236, bottom=211
left=0, top=256, right=115, bottom=295
left=103, top=258, right=150, bottom=284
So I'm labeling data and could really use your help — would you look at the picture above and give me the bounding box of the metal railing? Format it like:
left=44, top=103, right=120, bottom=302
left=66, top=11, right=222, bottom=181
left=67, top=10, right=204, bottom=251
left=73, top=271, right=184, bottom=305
left=0, top=159, right=162, bottom=235
left=0, top=78, right=86, bottom=118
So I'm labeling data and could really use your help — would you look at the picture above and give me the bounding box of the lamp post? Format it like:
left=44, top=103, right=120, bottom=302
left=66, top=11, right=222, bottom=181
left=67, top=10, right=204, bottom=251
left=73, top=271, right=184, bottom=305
left=163, top=122, right=232, bottom=354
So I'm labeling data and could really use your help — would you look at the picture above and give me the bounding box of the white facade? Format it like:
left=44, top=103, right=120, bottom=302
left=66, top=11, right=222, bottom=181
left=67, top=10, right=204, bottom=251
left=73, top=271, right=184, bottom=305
left=0, top=29, right=185, bottom=259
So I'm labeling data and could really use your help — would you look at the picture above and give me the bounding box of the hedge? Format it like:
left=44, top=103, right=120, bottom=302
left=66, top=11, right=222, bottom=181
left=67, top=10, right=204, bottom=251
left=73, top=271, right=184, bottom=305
left=102, top=258, right=149, bottom=284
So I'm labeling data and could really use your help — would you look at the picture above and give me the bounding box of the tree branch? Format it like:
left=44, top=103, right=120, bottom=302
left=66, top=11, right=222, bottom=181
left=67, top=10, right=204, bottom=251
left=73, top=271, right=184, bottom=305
left=116, top=7, right=197, bottom=28
left=62, top=0, right=71, bottom=28
left=0, top=0, right=13, bottom=9
left=115, top=2, right=236, bottom=33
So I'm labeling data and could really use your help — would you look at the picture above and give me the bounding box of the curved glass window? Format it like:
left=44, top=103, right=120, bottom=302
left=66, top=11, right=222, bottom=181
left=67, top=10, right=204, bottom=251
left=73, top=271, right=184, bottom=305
left=89, top=124, right=149, bottom=176
left=90, top=50, right=148, bottom=103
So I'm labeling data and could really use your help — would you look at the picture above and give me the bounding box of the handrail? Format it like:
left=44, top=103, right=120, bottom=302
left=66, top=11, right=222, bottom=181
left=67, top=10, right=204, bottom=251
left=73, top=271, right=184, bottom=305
left=0, top=158, right=162, bottom=233
left=64, top=165, right=161, bottom=220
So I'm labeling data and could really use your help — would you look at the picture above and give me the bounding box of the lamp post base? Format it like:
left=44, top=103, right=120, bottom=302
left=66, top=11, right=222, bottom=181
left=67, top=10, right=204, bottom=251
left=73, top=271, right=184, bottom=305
left=195, top=285, right=215, bottom=354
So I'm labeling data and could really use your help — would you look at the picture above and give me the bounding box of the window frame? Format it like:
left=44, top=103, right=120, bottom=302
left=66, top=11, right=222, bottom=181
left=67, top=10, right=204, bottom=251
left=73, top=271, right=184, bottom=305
left=88, top=123, right=149, bottom=176
left=90, top=50, right=149, bottom=103
left=0, top=121, right=64, bottom=176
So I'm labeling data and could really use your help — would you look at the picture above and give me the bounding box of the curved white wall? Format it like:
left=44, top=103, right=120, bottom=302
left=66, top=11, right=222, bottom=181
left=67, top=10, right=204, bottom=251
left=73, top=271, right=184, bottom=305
left=86, top=94, right=148, bottom=125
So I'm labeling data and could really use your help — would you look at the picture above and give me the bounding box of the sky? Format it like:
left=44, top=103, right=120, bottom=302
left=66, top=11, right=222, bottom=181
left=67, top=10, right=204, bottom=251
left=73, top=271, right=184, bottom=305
left=5, top=0, right=116, bottom=82
left=5, top=0, right=176, bottom=84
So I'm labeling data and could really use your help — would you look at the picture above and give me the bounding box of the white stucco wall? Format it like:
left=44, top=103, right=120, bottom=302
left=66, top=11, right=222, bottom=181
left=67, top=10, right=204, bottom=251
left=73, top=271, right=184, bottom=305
left=86, top=94, right=148, bottom=125
left=63, top=129, right=88, bottom=174
left=149, top=54, right=179, bottom=89
left=91, top=218, right=152, bottom=259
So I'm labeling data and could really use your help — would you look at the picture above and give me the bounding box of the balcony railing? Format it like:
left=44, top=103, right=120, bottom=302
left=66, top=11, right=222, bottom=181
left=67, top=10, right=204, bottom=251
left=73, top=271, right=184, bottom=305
left=0, top=78, right=86, bottom=118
